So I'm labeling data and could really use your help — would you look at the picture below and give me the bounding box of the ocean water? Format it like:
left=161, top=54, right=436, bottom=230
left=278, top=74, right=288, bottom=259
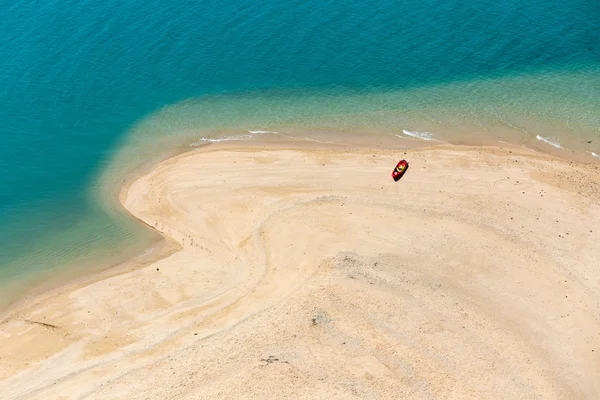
left=1, top=0, right=599, bottom=305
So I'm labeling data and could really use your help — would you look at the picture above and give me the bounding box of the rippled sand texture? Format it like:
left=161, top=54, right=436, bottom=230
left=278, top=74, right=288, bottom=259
left=1, top=145, right=599, bottom=399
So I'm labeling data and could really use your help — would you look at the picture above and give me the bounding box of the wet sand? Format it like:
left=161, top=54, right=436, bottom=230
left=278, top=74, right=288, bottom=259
left=1, top=143, right=599, bottom=399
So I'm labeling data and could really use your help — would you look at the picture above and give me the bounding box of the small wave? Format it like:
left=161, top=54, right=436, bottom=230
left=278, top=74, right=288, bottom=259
left=189, top=129, right=279, bottom=146
left=137, top=245, right=159, bottom=258
left=535, top=135, right=562, bottom=149
left=189, top=134, right=255, bottom=146
left=591, top=152, right=600, bottom=159
left=398, top=129, right=435, bottom=141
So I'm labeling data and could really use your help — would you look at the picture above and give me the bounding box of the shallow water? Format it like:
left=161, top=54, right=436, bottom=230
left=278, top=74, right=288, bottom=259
left=1, top=0, right=599, bottom=306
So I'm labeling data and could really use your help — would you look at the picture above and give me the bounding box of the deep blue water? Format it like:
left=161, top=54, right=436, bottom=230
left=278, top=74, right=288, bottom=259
left=1, top=0, right=599, bottom=298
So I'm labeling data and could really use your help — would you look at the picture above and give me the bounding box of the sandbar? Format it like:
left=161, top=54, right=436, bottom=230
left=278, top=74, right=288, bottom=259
left=1, top=143, right=599, bottom=399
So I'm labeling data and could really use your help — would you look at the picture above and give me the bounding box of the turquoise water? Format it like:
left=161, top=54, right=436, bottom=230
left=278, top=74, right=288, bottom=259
left=1, top=0, right=599, bottom=304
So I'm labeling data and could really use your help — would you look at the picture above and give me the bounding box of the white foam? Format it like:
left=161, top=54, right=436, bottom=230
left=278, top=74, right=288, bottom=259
left=535, top=135, right=562, bottom=149
left=398, top=129, right=435, bottom=141
left=591, top=152, right=600, bottom=159
left=137, top=245, right=158, bottom=258
left=189, top=130, right=280, bottom=147
left=189, top=134, right=255, bottom=146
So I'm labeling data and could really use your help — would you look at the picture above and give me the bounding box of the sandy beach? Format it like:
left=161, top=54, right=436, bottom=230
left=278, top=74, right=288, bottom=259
left=1, top=143, right=599, bottom=399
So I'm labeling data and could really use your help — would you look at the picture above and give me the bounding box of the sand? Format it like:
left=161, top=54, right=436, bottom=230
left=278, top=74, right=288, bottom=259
left=1, top=143, right=599, bottom=399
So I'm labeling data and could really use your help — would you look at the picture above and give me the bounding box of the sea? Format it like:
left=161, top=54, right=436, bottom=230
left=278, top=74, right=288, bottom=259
left=1, top=0, right=599, bottom=307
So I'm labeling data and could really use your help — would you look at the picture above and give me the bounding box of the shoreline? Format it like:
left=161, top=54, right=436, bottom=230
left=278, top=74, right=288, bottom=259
left=1, top=124, right=598, bottom=315
left=1, top=133, right=597, bottom=317
left=1, top=139, right=599, bottom=398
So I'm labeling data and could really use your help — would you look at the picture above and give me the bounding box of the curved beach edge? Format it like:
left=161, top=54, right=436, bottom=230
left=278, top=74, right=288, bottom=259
left=1, top=142, right=599, bottom=399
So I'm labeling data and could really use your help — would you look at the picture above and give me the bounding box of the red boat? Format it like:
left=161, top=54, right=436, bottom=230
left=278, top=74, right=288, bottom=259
left=391, top=159, right=409, bottom=181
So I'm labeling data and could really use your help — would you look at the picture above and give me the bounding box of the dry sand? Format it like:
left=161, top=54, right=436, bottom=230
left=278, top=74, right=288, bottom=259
left=1, top=143, right=599, bottom=399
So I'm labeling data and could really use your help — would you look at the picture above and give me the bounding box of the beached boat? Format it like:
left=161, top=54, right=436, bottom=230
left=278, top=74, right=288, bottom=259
left=392, top=159, right=409, bottom=181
